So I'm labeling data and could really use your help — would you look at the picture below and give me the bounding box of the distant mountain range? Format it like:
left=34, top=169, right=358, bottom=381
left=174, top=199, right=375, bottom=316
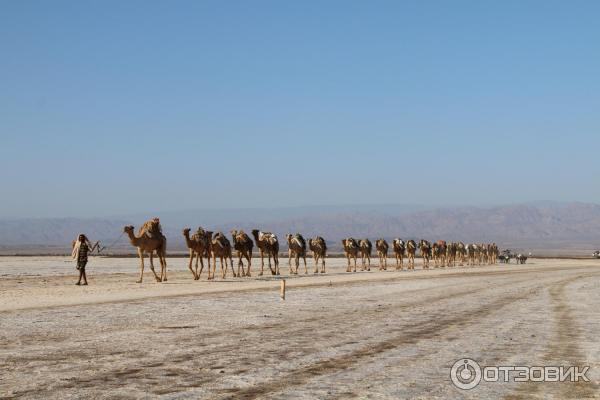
left=1, top=202, right=600, bottom=256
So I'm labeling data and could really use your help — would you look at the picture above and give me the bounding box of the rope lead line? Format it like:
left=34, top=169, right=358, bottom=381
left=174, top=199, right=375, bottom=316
left=97, top=231, right=126, bottom=253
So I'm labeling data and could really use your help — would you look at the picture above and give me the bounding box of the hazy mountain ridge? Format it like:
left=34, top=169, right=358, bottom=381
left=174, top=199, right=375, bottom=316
left=1, top=203, right=599, bottom=254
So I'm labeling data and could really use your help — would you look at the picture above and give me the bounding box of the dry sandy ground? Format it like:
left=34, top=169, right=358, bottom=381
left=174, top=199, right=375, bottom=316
left=1, top=256, right=600, bottom=399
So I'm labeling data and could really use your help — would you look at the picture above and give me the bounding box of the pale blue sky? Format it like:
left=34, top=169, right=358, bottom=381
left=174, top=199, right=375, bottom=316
left=1, top=1, right=599, bottom=217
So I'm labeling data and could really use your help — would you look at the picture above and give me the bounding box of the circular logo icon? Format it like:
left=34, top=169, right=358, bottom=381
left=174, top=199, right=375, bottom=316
left=450, top=358, right=482, bottom=390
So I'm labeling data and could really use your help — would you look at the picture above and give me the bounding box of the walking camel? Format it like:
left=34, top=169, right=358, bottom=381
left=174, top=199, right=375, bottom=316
left=392, top=238, right=406, bottom=270
left=251, top=230, right=280, bottom=275
left=124, top=224, right=167, bottom=283
left=419, top=239, right=432, bottom=269
left=231, top=229, right=253, bottom=277
left=456, top=242, right=466, bottom=266
left=376, top=239, right=388, bottom=270
left=342, top=238, right=360, bottom=272
left=434, top=240, right=447, bottom=268
left=406, top=239, right=417, bottom=270
left=446, top=242, right=457, bottom=267
left=308, top=236, right=327, bottom=273
left=286, top=233, right=307, bottom=274
left=210, top=232, right=234, bottom=279
left=432, top=242, right=440, bottom=267
left=466, top=243, right=477, bottom=266
left=359, top=239, right=372, bottom=271
left=182, top=227, right=211, bottom=280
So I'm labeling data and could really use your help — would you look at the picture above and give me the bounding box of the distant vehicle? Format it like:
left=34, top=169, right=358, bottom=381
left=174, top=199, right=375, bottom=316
left=515, top=254, right=528, bottom=264
left=499, top=249, right=514, bottom=264
left=593, top=251, right=600, bottom=259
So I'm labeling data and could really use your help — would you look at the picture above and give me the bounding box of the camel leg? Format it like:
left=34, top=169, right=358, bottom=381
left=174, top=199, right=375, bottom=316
left=353, top=256, right=357, bottom=272
left=197, top=254, right=204, bottom=280
left=294, top=255, right=298, bottom=274
left=221, top=257, right=226, bottom=279
left=148, top=252, right=162, bottom=282
left=346, top=254, right=351, bottom=272
left=136, top=249, right=145, bottom=283
left=160, top=252, right=168, bottom=282
left=212, top=255, right=217, bottom=279
left=321, top=257, right=325, bottom=273
left=195, top=252, right=201, bottom=279
left=230, top=256, right=236, bottom=278
left=274, top=254, right=279, bottom=275
left=303, top=255, right=307, bottom=274
left=237, top=254, right=243, bottom=277
left=288, top=251, right=293, bottom=274
left=268, top=254, right=275, bottom=275
left=259, top=251, right=264, bottom=276
left=208, top=255, right=215, bottom=280
left=188, top=250, right=197, bottom=280
left=245, top=254, right=252, bottom=277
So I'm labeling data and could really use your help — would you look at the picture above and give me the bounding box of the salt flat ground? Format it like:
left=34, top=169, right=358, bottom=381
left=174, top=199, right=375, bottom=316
left=1, top=256, right=600, bottom=399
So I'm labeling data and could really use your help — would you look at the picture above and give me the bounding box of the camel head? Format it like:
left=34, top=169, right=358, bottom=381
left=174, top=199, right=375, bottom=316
left=124, top=225, right=134, bottom=234
left=251, top=229, right=260, bottom=240
left=286, top=234, right=292, bottom=243
left=183, top=228, right=191, bottom=236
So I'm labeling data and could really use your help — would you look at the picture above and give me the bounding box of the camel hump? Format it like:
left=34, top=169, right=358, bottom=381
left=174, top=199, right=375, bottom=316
left=139, top=219, right=163, bottom=239
left=258, top=231, right=271, bottom=240
left=293, top=234, right=305, bottom=247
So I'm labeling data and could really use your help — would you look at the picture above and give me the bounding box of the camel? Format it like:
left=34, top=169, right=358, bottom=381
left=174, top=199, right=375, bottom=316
left=182, top=227, right=212, bottom=280
left=489, top=243, right=499, bottom=264
left=376, top=239, right=388, bottom=270
left=251, top=230, right=280, bottom=275
left=392, top=238, right=406, bottom=270
left=359, top=239, right=372, bottom=271
left=308, top=236, right=327, bottom=273
left=342, top=238, right=360, bottom=272
left=456, top=242, right=466, bottom=266
left=286, top=233, right=307, bottom=274
left=123, top=225, right=167, bottom=283
left=210, top=232, right=235, bottom=279
left=446, top=242, right=457, bottom=267
left=434, top=240, right=447, bottom=268
left=231, top=229, right=253, bottom=277
left=479, top=243, right=488, bottom=265
left=466, top=243, right=477, bottom=266
left=432, top=242, right=440, bottom=268
left=406, top=239, right=417, bottom=270
left=419, top=240, right=432, bottom=269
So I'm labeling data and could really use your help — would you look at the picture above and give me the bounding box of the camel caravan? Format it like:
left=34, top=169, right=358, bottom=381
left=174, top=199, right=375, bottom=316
left=122, top=218, right=502, bottom=283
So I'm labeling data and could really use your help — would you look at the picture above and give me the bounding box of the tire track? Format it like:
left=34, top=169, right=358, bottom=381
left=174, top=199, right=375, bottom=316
left=216, top=277, right=566, bottom=399
left=505, top=272, right=600, bottom=399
